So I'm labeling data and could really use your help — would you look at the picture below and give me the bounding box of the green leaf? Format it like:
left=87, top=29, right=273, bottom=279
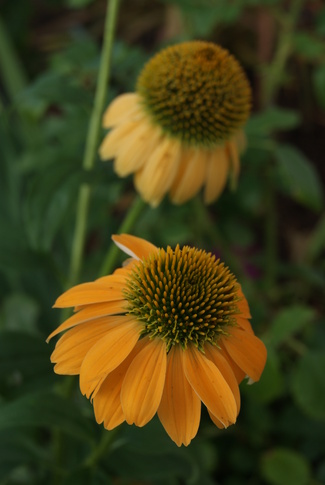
left=0, top=391, right=95, bottom=442
left=292, top=351, right=325, bottom=422
left=246, top=107, right=301, bottom=136
left=293, top=32, right=325, bottom=60
left=306, top=213, right=325, bottom=262
left=244, top=351, right=284, bottom=403
left=313, top=64, right=325, bottom=109
left=0, top=294, right=39, bottom=332
left=267, top=305, right=315, bottom=348
left=261, top=448, right=311, bottom=485
left=274, top=144, right=323, bottom=211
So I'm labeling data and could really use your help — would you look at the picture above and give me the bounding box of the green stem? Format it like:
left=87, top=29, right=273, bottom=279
left=84, top=428, right=119, bottom=469
left=262, top=0, right=305, bottom=293
left=99, top=196, right=147, bottom=277
left=68, top=0, right=120, bottom=288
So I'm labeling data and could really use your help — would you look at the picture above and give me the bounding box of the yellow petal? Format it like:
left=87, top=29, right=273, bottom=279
left=51, top=317, right=116, bottom=374
left=99, top=120, right=139, bottom=161
left=169, top=147, right=207, bottom=204
left=134, top=137, right=181, bottom=206
left=79, top=316, right=140, bottom=398
left=182, top=345, right=237, bottom=427
left=203, top=147, right=229, bottom=204
left=208, top=410, right=227, bottom=429
left=53, top=281, right=124, bottom=309
left=47, top=301, right=126, bottom=342
left=158, top=345, right=201, bottom=447
left=93, top=338, right=148, bottom=430
left=114, top=120, right=161, bottom=176
left=221, top=327, right=267, bottom=382
left=204, top=344, right=240, bottom=414
left=121, top=338, right=167, bottom=427
left=112, top=234, right=158, bottom=260
left=102, top=93, right=140, bottom=128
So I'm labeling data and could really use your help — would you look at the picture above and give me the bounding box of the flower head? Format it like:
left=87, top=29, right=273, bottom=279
left=48, top=234, right=266, bottom=447
left=100, top=41, right=251, bottom=206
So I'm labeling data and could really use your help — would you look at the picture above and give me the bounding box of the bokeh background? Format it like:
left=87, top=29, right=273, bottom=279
left=1, top=0, right=325, bottom=484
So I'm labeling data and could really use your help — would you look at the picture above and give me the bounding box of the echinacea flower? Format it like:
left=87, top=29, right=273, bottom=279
left=99, top=41, right=251, bottom=206
left=48, top=234, right=266, bottom=446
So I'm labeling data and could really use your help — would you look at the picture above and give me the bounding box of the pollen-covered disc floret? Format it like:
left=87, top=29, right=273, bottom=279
left=124, top=245, right=240, bottom=351
left=136, top=41, right=251, bottom=148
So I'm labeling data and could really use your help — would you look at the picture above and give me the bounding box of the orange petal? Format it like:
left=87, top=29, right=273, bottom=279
left=169, top=147, right=207, bottom=204
left=93, top=338, right=148, bottom=430
left=51, top=317, right=116, bottom=374
left=236, top=286, right=251, bottom=318
left=219, top=341, right=246, bottom=384
left=79, top=316, right=141, bottom=398
left=112, top=234, right=158, bottom=260
left=53, top=281, right=124, bottom=309
left=182, top=345, right=237, bottom=427
left=203, top=147, right=229, bottom=204
left=208, top=411, right=227, bottom=429
left=221, top=327, right=267, bottom=382
left=204, top=344, right=240, bottom=414
left=47, top=301, right=127, bottom=342
left=158, top=345, right=201, bottom=447
left=226, top=140, right=240, bottom=190
left=102, top=93, right=140, bottom=128
left=121, top=338, right=167, bottom=427
left=236, top=317, right=253, bottom=334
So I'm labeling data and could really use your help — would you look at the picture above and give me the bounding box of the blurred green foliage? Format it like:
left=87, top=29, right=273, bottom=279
left=1, top=0, right=325, bottom=484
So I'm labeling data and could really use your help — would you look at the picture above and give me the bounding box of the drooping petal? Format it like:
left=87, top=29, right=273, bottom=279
left=51, top=317, right=117, bottom=374
left=204, top=147, right=229, bottom=204
left=182, top=345, right=237, bottom=427
left=204, top=344, right=240, bottom=414
left=114, top=120, right=161, bottom=177
left=99, top=121, right=140, bottom=161
left=221, top=326, right=267, bottom=382
left=53, top=281, right=124, bottom=309
left=80, top=316, right=141, bottom=398
left=158, top=345, right=201, bottom=447
left=48, top=301, right=127, bottom=342
left=121, top=337, right=167, bottom=427
left=112, top=234, right=158, bottom=260
left=102, top=93, right=140, bottom=128
left=236, top=286, right=251, bottom=318
left=93, top=338, right=148, bottom=430
left=169, top=147, right=207, bottom=204
left=236, top=316, right=253, bottom=334
left=134, top=137, right=182, bottom=207
left=208, top=410, right=227, bottom=429
left=219, top=341, right=246, bottom=383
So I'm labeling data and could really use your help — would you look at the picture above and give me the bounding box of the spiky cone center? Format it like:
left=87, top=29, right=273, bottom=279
left=136, top=41, right=251, bottom=148
left=124, top=245, right=240, bottom=351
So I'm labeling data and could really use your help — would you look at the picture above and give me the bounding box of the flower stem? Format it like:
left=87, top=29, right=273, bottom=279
left=84, top=428, right=119, bottom=469
left=99, top=196, right=147, bottom=277
left=68, top=0, right=120, bottom=288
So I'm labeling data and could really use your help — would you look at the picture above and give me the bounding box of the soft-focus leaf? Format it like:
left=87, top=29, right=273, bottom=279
left=267, top=305, right=315, bottom=348
left=0, top=294, right=39, bottom=332
left=244, top=351, right=284, bottom=403
left=293, top=33, right=325, bottom=60
left=274, top=144, right=323, bottom=211
left=306, top=213, right=325, bottom=262
left=292, top=351, right=325, bottom=422
left=246, top=108, right=301, bottom=136
left=0, top=391, right=95, bottom=442
left=313, top=64, right=325, bottom=109
left=261, top=448, right=311, bottom=485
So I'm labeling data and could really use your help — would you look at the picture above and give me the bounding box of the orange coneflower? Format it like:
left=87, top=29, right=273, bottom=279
left=48, top=234, right=266, bottom=446
left=99, top=41, right=251, bottom=207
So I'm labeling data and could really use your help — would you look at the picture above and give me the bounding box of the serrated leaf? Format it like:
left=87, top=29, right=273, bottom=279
left=0, top=391, right=95, bottom=442
left=292, top=351, right=325, bottom=422
left=261, top=448, right=310, bottom=485
left=268, top=305, right=315, bottom=347
left=274, top=144, right=323, bottom=211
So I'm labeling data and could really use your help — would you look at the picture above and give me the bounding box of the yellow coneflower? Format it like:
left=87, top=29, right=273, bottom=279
left=99, top=41, right=251, bottom=206
left=48, top=234, right=266, bottom=447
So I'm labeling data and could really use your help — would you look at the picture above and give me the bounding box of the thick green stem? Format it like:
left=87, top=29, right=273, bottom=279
left=99, top=196, right=147, bottom=277
left=68, top=0, right=120, bottom=287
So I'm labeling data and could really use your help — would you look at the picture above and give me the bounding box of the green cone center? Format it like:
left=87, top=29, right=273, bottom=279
left=124, top=245, right=240, bottom=351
